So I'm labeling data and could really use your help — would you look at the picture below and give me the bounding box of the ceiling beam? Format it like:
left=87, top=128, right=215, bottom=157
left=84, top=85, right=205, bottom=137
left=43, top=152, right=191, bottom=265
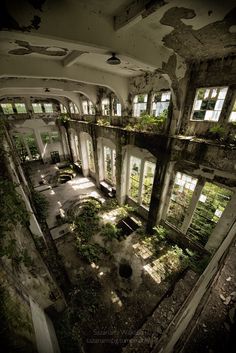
left=63, top=50, right=86, bottom=67
left=114, top=0, right=167, bottom=31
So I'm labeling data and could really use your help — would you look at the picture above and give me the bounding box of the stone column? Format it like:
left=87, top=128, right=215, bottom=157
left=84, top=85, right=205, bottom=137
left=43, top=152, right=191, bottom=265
left=147, top=156, right=174, bottom=233
left=180, top=177, right=205, bottom=234
left=206, top=192, right=236, bottom=252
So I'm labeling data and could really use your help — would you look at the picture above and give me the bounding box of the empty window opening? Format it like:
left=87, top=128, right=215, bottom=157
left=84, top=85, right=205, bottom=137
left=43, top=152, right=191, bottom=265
left=41, top=131, right=60, bottom=144
left=32, top=103, right=43, bottom=114
left=15, top=103, right=27, bottom=114
left=1, top=103, right=14, bottom=114
left=152, top=91, right=171, bottom=118
left=129, top=156, right=141, bottom=202
left=103, top=146, right=116, bottom=185
left=44, top=103, right=53, bottom=113
left=187, top=182, right=233, bottom=246
left=229, top=98, right=236, bottom=122
left=141, top=161, right=155, bottom=207
left=167, top=172, right=198, bottom=228
left=191, top=87, right=228, bottom=121
left=133, top=94, right=148, bottom=117
left=13, top=133, right=40, bottom=161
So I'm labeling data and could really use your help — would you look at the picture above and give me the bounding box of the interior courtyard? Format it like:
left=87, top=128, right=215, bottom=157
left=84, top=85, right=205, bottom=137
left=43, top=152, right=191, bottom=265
left=0, top=1, right=236, bottom=353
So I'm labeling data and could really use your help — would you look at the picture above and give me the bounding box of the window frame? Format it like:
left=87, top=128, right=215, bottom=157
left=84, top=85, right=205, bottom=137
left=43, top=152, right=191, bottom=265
left=32, top=103, right=43, bottom=114
left=133, top=94, right=148, bottom=117
left=190, top=86, right=228, bottom=122
left=127, top=155, right=156, bottom=209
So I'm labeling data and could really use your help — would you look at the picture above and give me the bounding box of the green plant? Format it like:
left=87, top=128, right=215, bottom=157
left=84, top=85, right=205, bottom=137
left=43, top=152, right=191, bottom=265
left=153, top=225, right=168, bottom=241
left=31, top=190, right=49, bottom=223
left=97, top=118, right=110, bottom=126
left=208, top=124, right=226, bottom=140
left=77, top=243, right=104, bottom=263
left=100, top=222, right=120, bottom=241
left=124, top=112, right=167, bottom=132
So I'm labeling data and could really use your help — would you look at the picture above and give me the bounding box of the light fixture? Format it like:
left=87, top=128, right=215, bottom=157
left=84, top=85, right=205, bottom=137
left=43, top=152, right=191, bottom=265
left=106, top=53, right=121, bottom=65
left=45, top=88, right=50, bottom=92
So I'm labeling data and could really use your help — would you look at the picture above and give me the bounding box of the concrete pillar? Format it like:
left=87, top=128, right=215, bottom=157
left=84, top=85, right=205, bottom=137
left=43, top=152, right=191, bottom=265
left=180, top=178, right=205, bottom=234
left=147, top=158, right=174, bottom=232
left=206, top=192, right=236, bottom=252
left=30, top=298, right=60, bottom=353
left=146, top=90, right=153, bottom=115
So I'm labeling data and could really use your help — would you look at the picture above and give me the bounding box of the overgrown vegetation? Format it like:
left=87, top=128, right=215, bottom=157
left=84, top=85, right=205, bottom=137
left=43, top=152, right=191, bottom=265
left=0, top=282, right=34, bottom=353
left=97, top=117, right=110, bottom=126
left=125, top=109, right=168, bottom=132
left=31, top=190, right=49, bottom=223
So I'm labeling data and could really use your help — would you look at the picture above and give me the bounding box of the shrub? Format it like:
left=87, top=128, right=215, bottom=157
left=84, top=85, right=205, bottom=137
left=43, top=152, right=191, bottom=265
left=100, top=222, right=120, bottom=241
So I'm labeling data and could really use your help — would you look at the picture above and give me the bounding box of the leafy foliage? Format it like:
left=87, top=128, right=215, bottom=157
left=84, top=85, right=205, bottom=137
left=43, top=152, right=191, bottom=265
left=208, top=124, right=226, bottom=140
left=100, top=222, right=121, bottom=241
left=31, top=190, right=49, bottom=223
left=0, top=179, right=29, bottom=237
left=125, top=110, right=168, bottom=132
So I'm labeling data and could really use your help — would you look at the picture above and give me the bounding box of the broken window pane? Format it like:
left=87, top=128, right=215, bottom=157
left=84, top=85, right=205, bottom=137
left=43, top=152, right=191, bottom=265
left=191, top=87, right=228, bottom=122
left=152, top=91, right=171, bottom=117
left=166, top=172, right=198, bottom=228
left=133, top=94, right=148, bottom=117
left=187, top=182, right=233, bottom=246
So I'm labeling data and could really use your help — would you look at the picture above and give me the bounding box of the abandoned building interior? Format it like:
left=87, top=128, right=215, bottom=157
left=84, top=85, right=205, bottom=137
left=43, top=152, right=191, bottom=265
left=1, top=0, right=236, bottom=353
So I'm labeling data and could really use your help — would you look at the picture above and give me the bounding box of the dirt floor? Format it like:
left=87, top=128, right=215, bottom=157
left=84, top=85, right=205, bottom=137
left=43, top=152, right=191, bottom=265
left=179, top=240, right=236, bottom=353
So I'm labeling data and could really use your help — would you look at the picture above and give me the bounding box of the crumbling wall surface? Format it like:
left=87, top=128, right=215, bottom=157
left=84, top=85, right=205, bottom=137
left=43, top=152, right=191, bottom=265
left=0, top=268, right=37, bottom=353
left=179, top=56, right=236, bottom=137
left=178, top=233, right=236, bottom=353
left=171, top=138, right=236, bottom=176
left=122, top=270, right=198, bottom=353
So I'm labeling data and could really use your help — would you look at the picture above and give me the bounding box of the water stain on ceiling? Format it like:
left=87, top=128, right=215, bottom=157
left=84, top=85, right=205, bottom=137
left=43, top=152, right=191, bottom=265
left=8, top=40, right=68, bottom=56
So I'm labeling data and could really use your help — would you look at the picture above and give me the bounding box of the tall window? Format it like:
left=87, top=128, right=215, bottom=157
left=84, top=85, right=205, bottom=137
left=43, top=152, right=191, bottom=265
left=112, top=97, right=121, bottom=116
left=60, top=104, right=67, bottom=113
left=32, top=103, right=43, bottom=113
left=152, top=91, right=171, bottom=117
left=82, top=100, right=95, bottom=115
left=141, top=162, right=155, bottom=207
left=15, top=103, right=27, bottom=114
left=191, top=87, right=228, bottom=121
left=167, top=172, right=198, bottom=228
left=229, top=98, right=236, bottom=122
left=133, top=94, right=148, bottom=117
left=87, top=140, right=95, bottom=172
left=103, top=146, right=116, bottom=185
left=44, top=103, right=53, bottom=113
left=128, top=157, right=155, bottom=208
left=1, top=103, right=14, bottom=114
left=129, top=157, right=141, bottom=202
left=102, top=98, right=110, bottom=116
left=69, top=102, right=79, bottom=114
left=187, top=182, right=233, bottom=246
